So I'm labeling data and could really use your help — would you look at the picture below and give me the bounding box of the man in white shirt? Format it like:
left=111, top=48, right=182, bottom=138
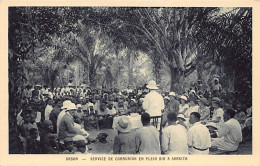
left=142, top=80, right=165, bottom=117
left=136, top=113, right=160, bottom=154
left=212, top=108, right=242, bottom=151
left=162, top=112, right=188, bottom=154
left=188, top=112, right=211, bottom=154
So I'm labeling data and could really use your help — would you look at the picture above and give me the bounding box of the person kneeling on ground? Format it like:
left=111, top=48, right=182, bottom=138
left=211, top=108, right=242, bottom=152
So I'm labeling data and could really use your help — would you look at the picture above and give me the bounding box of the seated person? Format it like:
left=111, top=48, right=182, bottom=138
left=162, top=112, right=188, bottom=154
left=205, top=97, right=224, bottom=128
left=85, top=103, right=98, bottom=129
left=197, top=97, right=210, bottom=122
left=211, top=108, right=242, bottom=152
left=184, top=97, right=199, bottom=118
left=161, top=96, right=171, bottom=127
left=177, top=114, right=187, bottom=130
left=60, top=137, right=76, bottom=154
left=20, top=109, right=35, bottom=153
left=58, top=103, right=86, bottom=142
left=74, top=140, right=88, bottom=154
left=76, top=104, right=84, bottom=120
left=26, top=128, right=41, bottom=154
left=117, top=99, right=128, bottom=115
left=40, top=120, right=59, bottom=154
left=113, top=116, right=137, bottom=154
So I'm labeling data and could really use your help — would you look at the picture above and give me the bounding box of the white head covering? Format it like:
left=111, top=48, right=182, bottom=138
left=146, top=80, right=158, bottom=90
left=169, top=92, right=176, bottom=96
left=61, top=100, right=72, bottom=110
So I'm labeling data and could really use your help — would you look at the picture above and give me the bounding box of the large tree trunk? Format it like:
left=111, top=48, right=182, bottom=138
left=169, top=65, right=179, bottom=92
left=89, top=64, right=96, bottom=88
left=127, top=48, right=133, bottom=86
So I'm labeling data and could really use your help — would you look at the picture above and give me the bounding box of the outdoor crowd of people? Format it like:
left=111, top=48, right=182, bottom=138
left=15, top=76, right=252, bottom=154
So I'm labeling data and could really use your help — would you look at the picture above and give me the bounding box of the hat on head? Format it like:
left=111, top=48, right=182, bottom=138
left=180, top=95, right=187, bottom=101
left=198, top=97, right=208, bottom=106
left=76, top=104, right=82, bottom=108
left=212, top=97, right=221, bottom=104
left=177, top=114, right=186, bottom=121
left=67, top=103, right=77, bottom=111
left=146, top=80, right=158, bottom=90
left=169, top=92, right=176, bottom=96
left=115, top=116, right=132, bottom=133
left=61, top=100, right=72, bottom=109
left=206, top=122, right=218, bottom=129
left=64, top=137, right=73, bottom=144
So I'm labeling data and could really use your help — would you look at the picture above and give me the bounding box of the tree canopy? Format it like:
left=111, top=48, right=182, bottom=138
left=9, top=7, right=252, bottom=118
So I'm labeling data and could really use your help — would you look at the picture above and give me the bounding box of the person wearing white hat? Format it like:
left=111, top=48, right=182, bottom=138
left=177, top=113, right=188, bottom=130
left=179, top=95, right=189, bottom=115
left=56, top=100, right=72, bottom=134
left=142, top=80, right=165, bottom=117
left=58, top=102, right=81, bottom=140
left=211, top=77, right=222, bottom=97
left=113, top=116, right=137, bottom=154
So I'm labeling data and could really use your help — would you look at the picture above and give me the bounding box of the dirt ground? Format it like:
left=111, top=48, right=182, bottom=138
left=87, top=128, right=252, bottom=155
